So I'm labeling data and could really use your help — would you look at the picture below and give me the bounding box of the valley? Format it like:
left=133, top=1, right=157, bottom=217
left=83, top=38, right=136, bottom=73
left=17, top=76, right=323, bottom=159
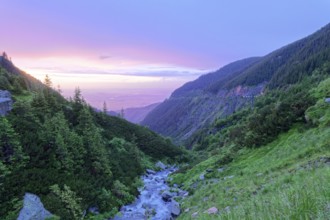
left=0, top=2, right=330, bottom=219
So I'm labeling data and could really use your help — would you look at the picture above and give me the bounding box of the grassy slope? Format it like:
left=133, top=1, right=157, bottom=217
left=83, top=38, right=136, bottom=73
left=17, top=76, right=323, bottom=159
left=171, top=80, right=330, bottom=219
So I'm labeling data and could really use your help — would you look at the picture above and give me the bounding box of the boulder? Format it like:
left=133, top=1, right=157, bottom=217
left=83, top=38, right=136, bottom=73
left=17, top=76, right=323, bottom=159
left=169, top=200, right=180, bottom=216
left=224, top=175, right=234, bottom=180
left=146, top=169, right=156, bottom=175
left=0, top=90, right=13, bottom=116
left=155, top=161, right=167, bottom=170
left=205, top=207, right=218, bottom=215
left=161, top=191, right=173, bottom=202
left=191, top=212, right=199, bottom=218
left=178, top=190, right=189, bottom=197
left=17, top=193, right=52, bottom=220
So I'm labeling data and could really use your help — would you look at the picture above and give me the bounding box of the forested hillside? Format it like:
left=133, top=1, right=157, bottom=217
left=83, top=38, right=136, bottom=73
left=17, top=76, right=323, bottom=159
left=0, top=57, right=186, bottom=219
left=142, top=23, right=330, bottom=145
left=152, top=23, right=330, bottom=220
left=171, top=62, right=330, bottom=219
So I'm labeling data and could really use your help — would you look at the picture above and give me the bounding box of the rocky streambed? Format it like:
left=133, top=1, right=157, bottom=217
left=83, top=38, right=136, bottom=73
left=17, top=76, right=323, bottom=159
left=112, top=164, right=188, bottom=220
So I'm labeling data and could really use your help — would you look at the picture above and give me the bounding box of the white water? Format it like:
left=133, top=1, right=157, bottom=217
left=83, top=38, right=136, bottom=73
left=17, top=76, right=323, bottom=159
left=112, top=167, right=177, bottom=220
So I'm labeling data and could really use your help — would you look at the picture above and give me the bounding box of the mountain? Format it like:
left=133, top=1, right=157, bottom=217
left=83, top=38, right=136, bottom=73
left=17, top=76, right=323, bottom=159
left=142, top=23, right=330, bottom=144
left=167, top=23, right=330, bottom=219
left=0, top=52, right=43, bottom=91
left=122, top=102, right=160, bottom=124
left=0, top=57, right=186, bottom=219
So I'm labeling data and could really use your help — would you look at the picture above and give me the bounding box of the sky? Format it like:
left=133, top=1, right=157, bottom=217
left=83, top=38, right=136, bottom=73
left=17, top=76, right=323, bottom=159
left=0, top=1, right=330, bottom=110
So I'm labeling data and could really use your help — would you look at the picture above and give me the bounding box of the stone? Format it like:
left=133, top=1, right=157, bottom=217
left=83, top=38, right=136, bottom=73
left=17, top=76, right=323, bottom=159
left=325, top=98, right=330, bottom=103
left=184, top=208, right=190, bottom=212
left=191, top=182, right=199, bottom=189
left=0, top=90, right=13, bottom=116
left=199, top=174, right=205, bottom=180
left=217, top=167, right=225, bottom=172
left=178, top=190, right=189, bottom=197
left=161, top=191, right=173, bottom=202
left=146, top=169, right=156, bottom=175
left=17, top=193, right=52, bottom=220
left=256, top=173, right=263, bottom=177
left=88, top=206, right=99, bottom=214
left=224, top=175, right=234, bottom=180
left=191, top=212, right=199, bottom=218
left=205, top=207, right=218, bottom=215
left=206, top=168, right=213, bottom=173
left=224, top=206, right=231, bottom=212
left=169, top=200, right=180, bottom=216
left=155, top=161, right=167, bottom=170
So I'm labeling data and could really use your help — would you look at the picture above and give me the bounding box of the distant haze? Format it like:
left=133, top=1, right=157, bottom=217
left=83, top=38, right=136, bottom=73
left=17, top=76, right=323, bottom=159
left=1, top=0, right=329, bottom=108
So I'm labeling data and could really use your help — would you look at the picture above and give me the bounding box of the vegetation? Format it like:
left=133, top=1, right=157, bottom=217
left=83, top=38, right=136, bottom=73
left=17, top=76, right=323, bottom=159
left=169, top=52, right=330, bottom=219
left=0, top=59, right=186, bottom=219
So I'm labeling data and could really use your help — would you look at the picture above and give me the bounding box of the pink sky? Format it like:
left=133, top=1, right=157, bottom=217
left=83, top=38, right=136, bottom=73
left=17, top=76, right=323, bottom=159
left=1, top=1, right=329, bottom=109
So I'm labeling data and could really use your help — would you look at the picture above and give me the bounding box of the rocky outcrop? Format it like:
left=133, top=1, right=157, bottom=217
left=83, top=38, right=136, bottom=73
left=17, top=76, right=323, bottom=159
left=17, top=193, right=52, bottom=220
left=143, top=82, right=265, bottom=144
left=0, top=90, right=13, bottom=116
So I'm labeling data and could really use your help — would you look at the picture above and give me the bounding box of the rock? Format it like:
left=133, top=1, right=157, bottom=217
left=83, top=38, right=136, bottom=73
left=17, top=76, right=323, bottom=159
left=205, top=207, right=218, bottom=215
left=184, top=208, right=190, bottom=212
left=169, top=200, right=180, bottom=216
left=191, top=212, right=199, bottom=218
left=191, top=181, right=199, bottom=189
left=161, top=191, right=173, bottom=202
left=88, top=206, right=99, bottom=214
left=155, top=161, right=167, bottom=170
left=224, top=175, right=234, bottom=180
left=203, top=197, right=209, bottom=202
left=146, top=169, right=156, bottom=175
left=173, top=183, right=178, bottom=188
left=206, top=168, right=213, bottom=173
left=217, top=167, right=225, bottom=172
left=224, top=206, right=231, bottom=212
left=199, top=174, right=205, bottom=180
left=17, top=193, right=52, bottom=220
left=256, top=173, right=263, bottom=177
left=0, top=90, right=13, bottom=116
left=145, top=207, right=156, bottom=218
left=178, top=190, right=189, bottom=197
left=325, top=98, right=330, bottom=103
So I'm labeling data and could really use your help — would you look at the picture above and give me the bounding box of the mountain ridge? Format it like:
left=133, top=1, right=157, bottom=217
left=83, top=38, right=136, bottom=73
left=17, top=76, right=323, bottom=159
left=142, top=22, right=330, bottom=144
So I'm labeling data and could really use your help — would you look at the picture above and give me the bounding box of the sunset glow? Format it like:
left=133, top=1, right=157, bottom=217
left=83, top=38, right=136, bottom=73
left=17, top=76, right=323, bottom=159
left=1, top=0, right=329, bottom=109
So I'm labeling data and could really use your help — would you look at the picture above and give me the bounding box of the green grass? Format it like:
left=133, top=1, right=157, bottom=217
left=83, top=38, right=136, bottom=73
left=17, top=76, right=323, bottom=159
left=171, top=125, right=330, bottom=219
left=171, top=79, right=330, bottom=219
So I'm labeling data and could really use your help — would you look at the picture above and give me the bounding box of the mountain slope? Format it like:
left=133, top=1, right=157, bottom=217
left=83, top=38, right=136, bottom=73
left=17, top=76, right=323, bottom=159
left=0, top=58, right=186, bottom=219
left=122, top=102, right=160, bottom=124
left=171, top=73, right=330, bottom=219
left=141, top=57, right=264, bottom=143
left=171, top=57, right=261, bottom=97
left=142, top=23, right=330, bottom=144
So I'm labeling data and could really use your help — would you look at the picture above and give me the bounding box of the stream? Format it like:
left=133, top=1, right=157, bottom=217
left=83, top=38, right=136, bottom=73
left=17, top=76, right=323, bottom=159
left=112, top=164, right=187, bottom=220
